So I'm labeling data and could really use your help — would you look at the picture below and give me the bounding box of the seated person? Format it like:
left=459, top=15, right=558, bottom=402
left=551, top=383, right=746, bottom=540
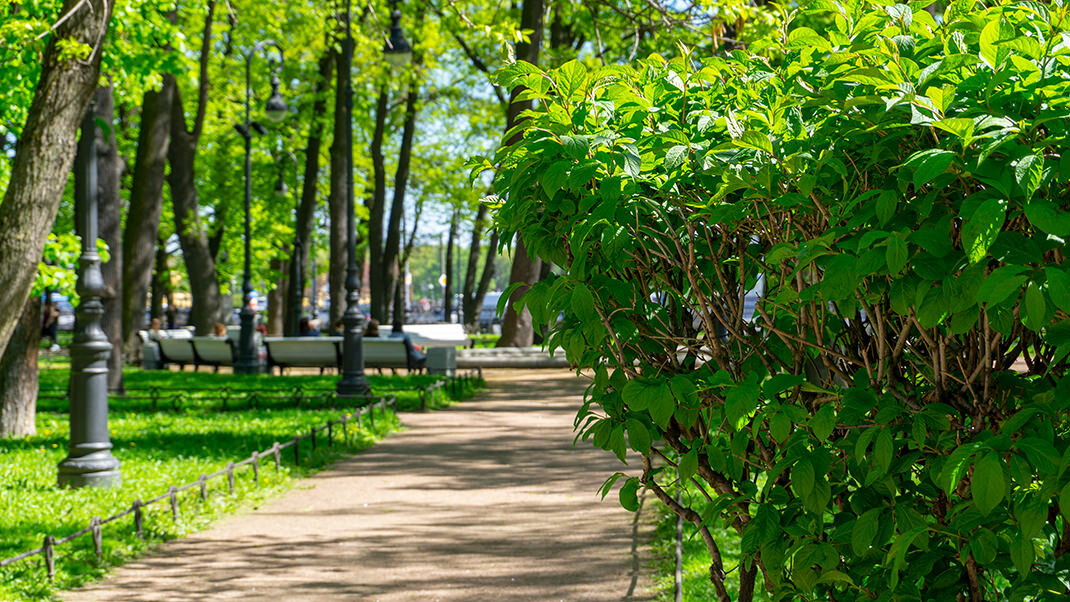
left=382, top=322, right=427, bottom=372
left=148, top=317, right=166, bottom=342
left=364, top=318, right=380, bottom=337
left=298, top=316, right=321, bottom=337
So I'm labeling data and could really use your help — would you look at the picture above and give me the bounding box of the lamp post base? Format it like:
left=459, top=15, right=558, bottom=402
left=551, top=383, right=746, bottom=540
left=58, top=452, right=121, bottom=489
left=336, top=376, right=371, bottom=397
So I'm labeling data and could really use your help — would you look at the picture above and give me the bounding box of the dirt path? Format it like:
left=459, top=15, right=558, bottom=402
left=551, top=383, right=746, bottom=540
left=64, top=369, right=653, bottom=601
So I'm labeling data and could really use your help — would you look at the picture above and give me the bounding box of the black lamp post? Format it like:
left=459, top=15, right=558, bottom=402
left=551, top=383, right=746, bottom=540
left=337, top=0, right=411, bottom=396
left=58, top=101, right=121, bottom=488
left=275, top=150, right=302, bottom=337
left=236, top=40, right=287, bottom=375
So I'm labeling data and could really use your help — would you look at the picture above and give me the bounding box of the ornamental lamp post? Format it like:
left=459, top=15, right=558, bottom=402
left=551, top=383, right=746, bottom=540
left=337, top=0, right=412, bottom=396
left=236, top=40, right=287, bottom=375
left=58, top=101, right=121, bottom=489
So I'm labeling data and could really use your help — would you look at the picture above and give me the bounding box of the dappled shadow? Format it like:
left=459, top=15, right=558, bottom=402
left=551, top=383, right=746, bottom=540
left=63, top=370, right=652, bottom=601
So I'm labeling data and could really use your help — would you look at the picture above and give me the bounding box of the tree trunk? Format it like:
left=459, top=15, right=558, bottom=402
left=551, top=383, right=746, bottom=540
left=0, top=296, right=41, bottom=438
left=287, top=51, right=333, bottom=333
left=444, top=210, right=458, bottom=324
left=121, top=79, right=173, bottom=356
left=0, top=0, right=112, bottom=360
left=268, top=258, right=287, bottom=336
left=167, top=2, right=220, bottom=335
left=94, top=86, right=125, bottom=392
left=169, top=81, right=222, bottom=335
left=328, top=45, right=350, bottom=330
left=382, top=76, right=420, bottom=328
left=462, top=204, right=498, bottom=332
left=496, top=0, right=545, bottom=347
left=366, top=87, right=389, bottom=323
left=496, top=237, right=541, bottom=348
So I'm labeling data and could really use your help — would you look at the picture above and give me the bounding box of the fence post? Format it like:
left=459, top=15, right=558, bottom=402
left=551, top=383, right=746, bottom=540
left=327, top=421, right=333, bottom=448
left=226, top=462, right=235, bottom=495
left=252, top=451, right=260, bottom=486
left=199, top=475, right=208, bottom=502
left=294, top=385, right=303, bottom=408
left=419, top=387, right=427, bottom=412
left=133, top=500, right=144, bottom=538
left=368, top=404, right=375, bottom=429
left=356, top=411, right=362, bottom=430
left=341, top=415, right=348, bottom=445
left=310, top=427, right=317, bottom=451
left=91, top=517, right=102, bottom=563
left=169, top=486, right=179, bottom=522
left=43, top=535, right=55, bottom=580
left=273, top=442, right=281, bottom=470
left=293, top=436, right=300, bottom=466
left=151, top=386, right=159, bottom=410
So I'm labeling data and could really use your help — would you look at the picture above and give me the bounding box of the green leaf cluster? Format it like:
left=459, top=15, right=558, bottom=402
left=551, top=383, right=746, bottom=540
left=491, top=1, right=1070, bottom=599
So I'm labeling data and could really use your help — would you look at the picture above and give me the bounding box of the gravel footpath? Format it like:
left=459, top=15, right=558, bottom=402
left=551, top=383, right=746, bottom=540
left=63, top=369, right=653, bottom=601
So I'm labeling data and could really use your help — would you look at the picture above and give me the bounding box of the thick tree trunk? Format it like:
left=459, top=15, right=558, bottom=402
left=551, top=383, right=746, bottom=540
left=0, top=0, right=112, bottom=360
left=366, top=88, right=389, bottom=323
left=121, top=80, right=173, bottom=357
left=169, top=82, right=222, bottom=335
left=167, top=2, right=220, bottom=335
left=444, top=210, right=458, bottom=324
left=94, top=86, right=125, bottom=392
left=462, top=204, right=498, bottom=332
left=327, top=46, right=350, bottom=329
left=496, top=237, right=541, bottom=348
left=496, top=0, right=545, bottom=347
left=0, top=296, right=41, bottom=438
left=287, top=51, right=333, bottom=331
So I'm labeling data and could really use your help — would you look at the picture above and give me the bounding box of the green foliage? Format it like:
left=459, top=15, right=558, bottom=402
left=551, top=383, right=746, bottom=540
left=490, top=1, right=1070, bottom=600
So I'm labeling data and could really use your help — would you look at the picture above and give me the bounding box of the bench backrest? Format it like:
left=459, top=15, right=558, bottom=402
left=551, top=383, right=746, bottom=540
left=392, top=323, right=470, bottom=347
left=192, top=338, right=236, bottom=364
left=264, top=337, right=341, bottom=368
left=158, top=338, right=196, bottom=362
left=362, top=337, right=410, bottom=368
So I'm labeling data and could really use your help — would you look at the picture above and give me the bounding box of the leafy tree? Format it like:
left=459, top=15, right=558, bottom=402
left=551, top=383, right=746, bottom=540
left=491, top=1, right=1070, bottom=600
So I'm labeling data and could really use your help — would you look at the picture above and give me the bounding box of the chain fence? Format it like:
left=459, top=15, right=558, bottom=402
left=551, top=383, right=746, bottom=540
left=4, top=369, right=485, bottom=579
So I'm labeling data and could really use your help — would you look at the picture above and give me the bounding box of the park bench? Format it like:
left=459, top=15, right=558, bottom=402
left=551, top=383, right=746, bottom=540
left=263, top=336, right=421, bottom=375
left=157, top=337, right=196, bottom=371
left=190, top=337, right=238, bottom=372
left=391, top=323, right=472, bottom=348
left=264, top=337, right=342, bottom=375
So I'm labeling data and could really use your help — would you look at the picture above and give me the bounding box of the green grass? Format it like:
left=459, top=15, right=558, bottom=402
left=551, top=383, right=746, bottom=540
left=0, top=366, right=483, bottom=601
left=468, top=333, right=500, bottom=348
left=650, top=483, right=771, bottom=602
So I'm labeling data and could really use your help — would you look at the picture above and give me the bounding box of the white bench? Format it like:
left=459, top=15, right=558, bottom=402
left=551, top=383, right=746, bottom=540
left=191, top=337, right=237, bottom=372
left=158, top=338, right=196, bottom=370
left=391, top=323, right=471, bottom=348
left=264, top=337, right=342, bottom=375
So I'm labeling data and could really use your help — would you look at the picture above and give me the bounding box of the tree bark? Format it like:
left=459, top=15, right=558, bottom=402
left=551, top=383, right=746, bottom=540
left=366, top=87, right=389, bottom=323
left=94, top=86, right=125, bottom=392
left=287, top=51, right=333, bottom=330
left=444, top=210, right=458, bottom=324
left=382, top=75, right=420, bottom=328
left=268, top=258, right=287, bottom=336
left=327, top=45, right=351, bottom=329
left=496, top=0, right=544, bottom=347
left=167, top=1, right=221, bottom=335
left=121, top=79, right=173, bottom=356
left=462, top=204, right=498, bottom=332
left=0, top=296, right=41, bottom=438
left=0, top=0, right=112, bottom=360
left=496, top=237, right=541, bottom=347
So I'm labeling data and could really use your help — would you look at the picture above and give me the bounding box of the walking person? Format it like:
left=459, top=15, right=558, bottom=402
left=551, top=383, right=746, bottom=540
left=41, top=300, right=60, bottom=351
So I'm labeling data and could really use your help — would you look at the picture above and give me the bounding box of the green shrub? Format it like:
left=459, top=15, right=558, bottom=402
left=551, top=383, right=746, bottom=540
left=488, top=1, right=1070, bottom=600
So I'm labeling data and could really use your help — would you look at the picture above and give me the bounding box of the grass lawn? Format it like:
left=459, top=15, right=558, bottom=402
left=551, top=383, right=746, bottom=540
left=0, top=366, right=482, bottom=601
left=650, top=483, right=771, bottom=602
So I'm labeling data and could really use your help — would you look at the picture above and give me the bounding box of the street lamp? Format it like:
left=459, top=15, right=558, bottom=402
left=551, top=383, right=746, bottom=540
left=58, top=101, right=121, bottom=488
left=275, top=149, right=303, bottom=337
left=236, top=40, right=287, bottom=375
left=338, top=0, right=411, bottom=396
